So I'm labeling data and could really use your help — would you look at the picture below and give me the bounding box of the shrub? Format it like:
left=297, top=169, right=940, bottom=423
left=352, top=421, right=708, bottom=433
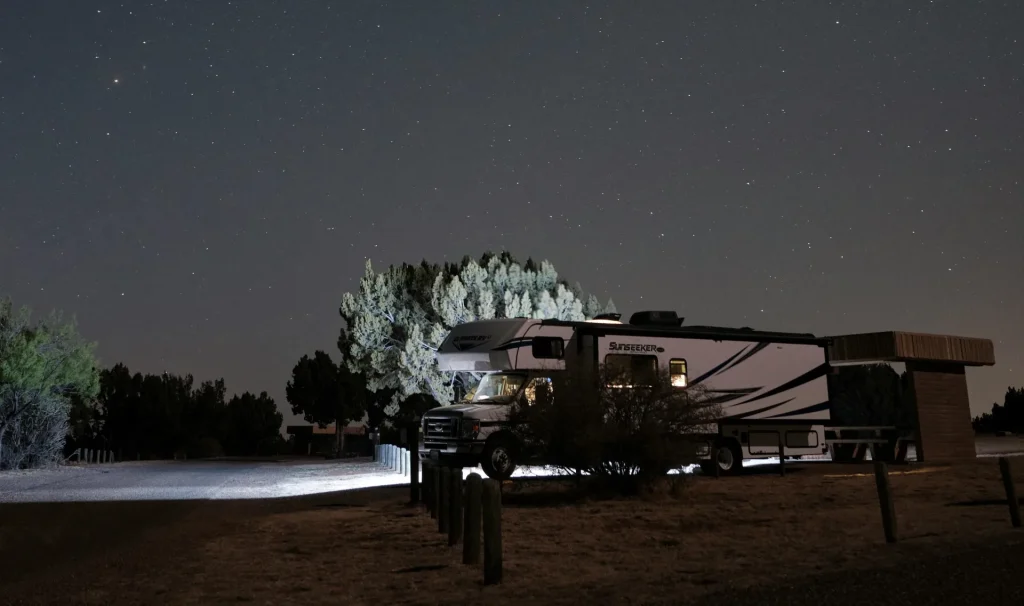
left=506, top=364, right=721, bottom=494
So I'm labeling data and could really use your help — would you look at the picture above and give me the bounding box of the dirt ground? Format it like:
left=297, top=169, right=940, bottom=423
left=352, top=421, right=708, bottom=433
left=2, top=458, right=1023, bottom=605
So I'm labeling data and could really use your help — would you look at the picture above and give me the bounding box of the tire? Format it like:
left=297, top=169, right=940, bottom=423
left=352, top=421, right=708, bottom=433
left=481, top=436, right=517, bottom=480
left=702, top=440, right=743, bottom=476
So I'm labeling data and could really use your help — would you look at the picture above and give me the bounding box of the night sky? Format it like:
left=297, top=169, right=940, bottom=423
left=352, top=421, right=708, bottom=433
left=1, top=1, right=1020, bottom=424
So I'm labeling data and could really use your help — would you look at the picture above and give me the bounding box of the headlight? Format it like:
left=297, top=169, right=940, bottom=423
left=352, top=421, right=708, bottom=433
left=460, top=419, right=480, bottom=438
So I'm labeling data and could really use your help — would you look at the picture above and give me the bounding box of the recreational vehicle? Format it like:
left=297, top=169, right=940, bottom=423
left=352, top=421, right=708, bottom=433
left=419, top=311, right=837, bottom=480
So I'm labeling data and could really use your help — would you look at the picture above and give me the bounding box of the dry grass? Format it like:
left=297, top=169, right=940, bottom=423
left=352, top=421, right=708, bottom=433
left=5, top=459, right=1024, bottom=605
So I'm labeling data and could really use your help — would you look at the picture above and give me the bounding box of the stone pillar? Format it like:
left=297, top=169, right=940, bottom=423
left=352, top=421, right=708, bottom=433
left=905, top=361, right=976, bottom=462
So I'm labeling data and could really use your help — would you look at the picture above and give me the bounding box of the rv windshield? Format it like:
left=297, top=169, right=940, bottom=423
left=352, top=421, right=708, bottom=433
left=472, top=373, right=526, bottom=403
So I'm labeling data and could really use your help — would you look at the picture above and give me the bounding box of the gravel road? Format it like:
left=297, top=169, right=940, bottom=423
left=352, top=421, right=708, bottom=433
left=0, top=457, right=411, bottom=502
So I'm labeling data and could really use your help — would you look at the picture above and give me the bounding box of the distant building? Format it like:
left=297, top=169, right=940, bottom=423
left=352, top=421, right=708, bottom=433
left=286, top=422, right=369, bottom=456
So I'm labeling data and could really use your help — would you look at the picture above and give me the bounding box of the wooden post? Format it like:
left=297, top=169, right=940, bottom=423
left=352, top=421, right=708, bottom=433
left=448, top=467, right=463, bottom=547
left=439, top=467, right=450, bottom=534
left=409, top=423, right=420, bottom=505
left=463, top=472, right=482, bottom=565
left=710, top=443, right=720, bottom=479
left=998, top=457, right=1021, bottom=528
left=423, top=465, right=433, bottom=514
left=778, top=432, right=786, bottom=477
left=482, top=478, right=503, bottom=585
left=873, top=461, right=898, bottom=543
left=430, top=465, right=440, bottom=518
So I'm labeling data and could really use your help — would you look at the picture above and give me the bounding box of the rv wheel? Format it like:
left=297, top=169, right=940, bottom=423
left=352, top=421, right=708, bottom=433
left=481, top=437, right=517, bottom=480
left=702, top=441, right=742, bottom=476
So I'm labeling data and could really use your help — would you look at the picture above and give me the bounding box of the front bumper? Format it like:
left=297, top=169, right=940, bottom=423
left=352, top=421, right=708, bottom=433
left=419, top=439, right=484, bottom=467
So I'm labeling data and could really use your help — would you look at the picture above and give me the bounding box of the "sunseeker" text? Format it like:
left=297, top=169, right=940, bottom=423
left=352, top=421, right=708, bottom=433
left=608, top=342, right=661, bottom=352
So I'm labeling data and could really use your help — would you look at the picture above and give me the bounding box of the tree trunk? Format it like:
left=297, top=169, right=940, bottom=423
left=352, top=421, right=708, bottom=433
left=336, top=419, right=342, bottom=457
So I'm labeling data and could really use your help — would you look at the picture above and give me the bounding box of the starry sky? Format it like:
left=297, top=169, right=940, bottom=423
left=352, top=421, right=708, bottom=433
left=1, top=1, right=1020, bottom=424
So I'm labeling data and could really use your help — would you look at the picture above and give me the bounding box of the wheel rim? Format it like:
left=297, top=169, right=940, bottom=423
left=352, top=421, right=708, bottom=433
left=491, top=447, right=511, bottom=474
left=717, top=447, right=734, bottom=471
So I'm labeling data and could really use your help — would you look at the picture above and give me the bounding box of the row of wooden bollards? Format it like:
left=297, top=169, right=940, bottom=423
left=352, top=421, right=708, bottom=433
left=375, top=443, right=411, bottom=476
left=872, top=456, right=1021, bottom=544
left=422, top=465, right=503, bottom=585
left=73, top=448, right=115, bottom=464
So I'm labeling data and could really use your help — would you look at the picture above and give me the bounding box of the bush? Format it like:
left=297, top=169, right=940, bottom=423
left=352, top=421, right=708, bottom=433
left=506, top=365, right=721, bottom=494
left=0, top=299, right=99, bottom=470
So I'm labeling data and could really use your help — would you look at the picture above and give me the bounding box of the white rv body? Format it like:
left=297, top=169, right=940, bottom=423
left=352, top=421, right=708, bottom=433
left=421, top=315, right=832, bottom=477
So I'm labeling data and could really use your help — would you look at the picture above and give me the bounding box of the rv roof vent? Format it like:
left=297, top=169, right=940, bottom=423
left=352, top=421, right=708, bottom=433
left=628, top=311, right=684, bottom=327
left=593, top=313, right=622, bottom=322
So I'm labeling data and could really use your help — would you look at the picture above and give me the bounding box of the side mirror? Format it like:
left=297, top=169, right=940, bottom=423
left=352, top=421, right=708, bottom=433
left=532, top=336, right=565, bottom=359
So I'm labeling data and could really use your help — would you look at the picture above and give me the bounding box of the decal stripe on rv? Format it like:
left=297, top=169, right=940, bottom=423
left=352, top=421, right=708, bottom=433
left=734, top=362, right=830, bottom=405
left=688, top=345, right=752, bottom=386
left=764, top=400, right=831, bottom=418
left=705, top=388, right=762, bottom=405
left=729, top=397, right=796, bottom=419
left=492, top=337, right=534, bottom=351
left=719, top=341, right=770, bottom=373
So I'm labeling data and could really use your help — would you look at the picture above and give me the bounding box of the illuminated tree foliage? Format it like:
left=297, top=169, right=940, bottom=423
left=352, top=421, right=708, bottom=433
left=0, top=298, right=99, bottom=469
left=339, top=252, right=614, bottom=412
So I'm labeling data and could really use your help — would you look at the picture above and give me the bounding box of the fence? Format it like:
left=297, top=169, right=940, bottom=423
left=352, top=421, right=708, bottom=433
left=372, top=444, right=1020, bottom=585
left=423, top=463, right=503, bottom=585
left=374, top=440, right=504, bottom=585
left=869, top=456, right=1020, bottom=543
left=67, top=448, right=117, bottom=464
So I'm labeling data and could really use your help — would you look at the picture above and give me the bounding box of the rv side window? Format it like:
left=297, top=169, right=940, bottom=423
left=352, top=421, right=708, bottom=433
left=670, top=359, right=688, bottom=388
left=603, top=354, right=658, bottom=386
left=532, top=336, right=565, bottom=359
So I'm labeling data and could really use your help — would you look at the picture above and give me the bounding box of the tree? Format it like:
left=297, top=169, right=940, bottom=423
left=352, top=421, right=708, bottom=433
left=828, top=364, right=913, bottom=428
left=0, top=298, right=99, bottom=469
left=222, top=391, right=283, bottom=455
left=505, top=365, right=721, bottom=493
left=339, top=252, right=614, bottom=413
left=97, top=365, right=200, bottom=458
left=286, top=350, right=365, bottom=454
left=973, top=387, right=1024, bottom=433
